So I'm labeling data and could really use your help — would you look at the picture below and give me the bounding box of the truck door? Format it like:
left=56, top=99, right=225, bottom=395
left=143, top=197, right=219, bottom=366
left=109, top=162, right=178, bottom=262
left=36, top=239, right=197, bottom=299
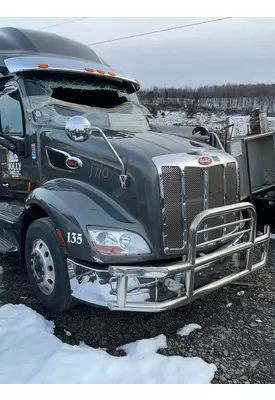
left=0, top=82, right=34, bottom=200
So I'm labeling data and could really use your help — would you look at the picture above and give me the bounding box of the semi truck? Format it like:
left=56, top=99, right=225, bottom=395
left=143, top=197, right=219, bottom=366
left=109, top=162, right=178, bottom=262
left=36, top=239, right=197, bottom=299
left=0, top=27, right=270, bottom=313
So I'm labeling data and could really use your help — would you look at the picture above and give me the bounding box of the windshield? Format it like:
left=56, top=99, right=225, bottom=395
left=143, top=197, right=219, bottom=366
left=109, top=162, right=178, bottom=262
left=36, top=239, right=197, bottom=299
left=23, top=72, right=151, bottom=133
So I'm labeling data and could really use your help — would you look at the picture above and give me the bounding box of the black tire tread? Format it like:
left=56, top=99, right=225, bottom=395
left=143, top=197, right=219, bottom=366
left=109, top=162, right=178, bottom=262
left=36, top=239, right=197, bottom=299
left=25, top=217, right=76, bottom=313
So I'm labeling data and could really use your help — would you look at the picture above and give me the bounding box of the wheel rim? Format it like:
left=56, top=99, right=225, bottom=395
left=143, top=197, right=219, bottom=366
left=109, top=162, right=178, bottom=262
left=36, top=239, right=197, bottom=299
left=30, top=239, right=56, bottom=295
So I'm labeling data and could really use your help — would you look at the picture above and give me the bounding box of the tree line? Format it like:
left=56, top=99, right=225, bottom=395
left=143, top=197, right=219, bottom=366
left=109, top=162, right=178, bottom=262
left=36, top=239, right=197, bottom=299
left=138, top=84, right=275, bottom=115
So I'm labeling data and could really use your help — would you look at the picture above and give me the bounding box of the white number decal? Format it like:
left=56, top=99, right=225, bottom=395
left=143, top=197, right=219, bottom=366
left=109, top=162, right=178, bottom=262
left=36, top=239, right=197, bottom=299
left=67, top=232, right=83, bottom=244
left=77, top=234, right=82, bottom=244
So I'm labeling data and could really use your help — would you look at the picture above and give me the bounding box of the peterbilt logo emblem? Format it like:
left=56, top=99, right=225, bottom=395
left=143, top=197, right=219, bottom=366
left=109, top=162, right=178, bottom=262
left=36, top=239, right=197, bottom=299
left=198, top=156, right=212, bottom=166
left=65, top=157, right=83, bottom=170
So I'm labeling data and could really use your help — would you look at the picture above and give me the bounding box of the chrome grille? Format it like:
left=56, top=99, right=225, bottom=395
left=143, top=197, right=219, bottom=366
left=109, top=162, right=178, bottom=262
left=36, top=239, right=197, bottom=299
left=208, top=165, right=224, bottom=208
left=225, top=162, right=238, bottom=234
left=161, top=162, right=238, bottom=252
left=225, top=162, right=237, bottom=204
left=208, top=165, right=225, bottom=241
left=161, top=166, right=183, bottom=249
left=184, top=167, right=204, bottom=244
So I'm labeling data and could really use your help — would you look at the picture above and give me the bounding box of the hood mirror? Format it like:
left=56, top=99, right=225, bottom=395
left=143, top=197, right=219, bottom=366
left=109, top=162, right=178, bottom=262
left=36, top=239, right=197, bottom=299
left=65, top=116, right=92, bottom=142
left=192, top=126, right=209, bottom=136
left=192, top=125, right=225, bottom=151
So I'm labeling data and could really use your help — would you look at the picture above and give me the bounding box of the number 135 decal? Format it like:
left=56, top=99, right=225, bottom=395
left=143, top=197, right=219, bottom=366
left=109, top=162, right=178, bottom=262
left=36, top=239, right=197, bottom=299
left=67, top=232, right=83, bottom=244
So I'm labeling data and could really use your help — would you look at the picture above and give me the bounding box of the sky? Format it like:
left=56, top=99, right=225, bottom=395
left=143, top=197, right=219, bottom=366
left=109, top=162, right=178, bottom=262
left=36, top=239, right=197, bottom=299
left=0, top=17, right=274, bottom=88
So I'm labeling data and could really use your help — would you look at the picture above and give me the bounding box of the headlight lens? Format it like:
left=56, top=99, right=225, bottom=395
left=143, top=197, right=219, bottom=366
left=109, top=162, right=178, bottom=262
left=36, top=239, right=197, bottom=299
left=87, top=227, right=151, bottom=256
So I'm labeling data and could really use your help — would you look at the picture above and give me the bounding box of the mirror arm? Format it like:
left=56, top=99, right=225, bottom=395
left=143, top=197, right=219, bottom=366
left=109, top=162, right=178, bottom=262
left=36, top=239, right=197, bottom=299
left=0, top=132, right=26, bottom=156
left=90, top=126, right=126, bottom=174
left=209, top=131, right=225, bottom=151
left=192, top=125, right=225, bottom=151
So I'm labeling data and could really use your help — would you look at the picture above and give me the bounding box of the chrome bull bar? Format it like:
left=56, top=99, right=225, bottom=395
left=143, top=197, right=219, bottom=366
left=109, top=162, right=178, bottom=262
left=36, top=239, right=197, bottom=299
left=108, top=202, right=270, bottom=312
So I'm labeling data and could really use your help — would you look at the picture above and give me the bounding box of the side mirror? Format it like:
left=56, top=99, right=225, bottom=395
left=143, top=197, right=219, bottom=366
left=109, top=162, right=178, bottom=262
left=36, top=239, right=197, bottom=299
left=65, top=116, right=92, bottom=143
left=0, top=85, right=17, bottom=99
left=192, top=126, right=209, bottom=136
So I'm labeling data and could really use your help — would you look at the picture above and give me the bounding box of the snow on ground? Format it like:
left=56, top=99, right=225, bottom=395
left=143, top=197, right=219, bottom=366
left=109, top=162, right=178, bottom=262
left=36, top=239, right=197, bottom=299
left=0, top=304, right=216, bottom=384
left=153, top=111, right=275, bottom=138
left=177, top=324, right=202, bottom=337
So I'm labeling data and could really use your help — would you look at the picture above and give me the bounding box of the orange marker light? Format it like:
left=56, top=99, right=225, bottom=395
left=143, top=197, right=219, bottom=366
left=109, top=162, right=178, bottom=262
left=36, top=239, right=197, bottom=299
left=56, top=229, right=66, bottom=247
left=38, top=63, right=49, bottom=69
left=108, top=71, right=116, bottom=77
left=27, top=182, right=32, bottom=191
left=85, top=67, right=94, bottom=73
left=97, top=69, right=105, bottom=74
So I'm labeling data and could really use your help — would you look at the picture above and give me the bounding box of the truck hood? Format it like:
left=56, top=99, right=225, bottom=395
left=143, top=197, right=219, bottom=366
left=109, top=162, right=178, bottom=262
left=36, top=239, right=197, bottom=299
left=108, top=129, right=217, bottom=159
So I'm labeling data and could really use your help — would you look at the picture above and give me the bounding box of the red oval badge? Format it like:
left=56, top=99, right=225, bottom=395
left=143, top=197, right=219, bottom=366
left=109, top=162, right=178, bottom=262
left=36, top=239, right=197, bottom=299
left=66, top=157, right=83, bottom=170
left=198, top=156, right=212, bottom=166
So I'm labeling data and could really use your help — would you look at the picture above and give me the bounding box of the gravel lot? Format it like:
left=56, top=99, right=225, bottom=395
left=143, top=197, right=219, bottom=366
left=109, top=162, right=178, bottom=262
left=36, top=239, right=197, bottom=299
left=1, top=242, right=275, bottom=384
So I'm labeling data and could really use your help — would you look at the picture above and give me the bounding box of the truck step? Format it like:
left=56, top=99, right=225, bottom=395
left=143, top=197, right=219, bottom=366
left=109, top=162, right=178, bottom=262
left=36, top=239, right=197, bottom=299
left=0, top=210, right=19, bottom=222
left=0, top=201, right=24, bottom=223
left=0, top=237, right=18, bottom=254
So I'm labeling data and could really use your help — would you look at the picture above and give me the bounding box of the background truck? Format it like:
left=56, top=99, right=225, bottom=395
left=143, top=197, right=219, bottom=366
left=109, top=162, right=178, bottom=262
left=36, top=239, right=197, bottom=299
left=0, top=27, right=270, bottom=313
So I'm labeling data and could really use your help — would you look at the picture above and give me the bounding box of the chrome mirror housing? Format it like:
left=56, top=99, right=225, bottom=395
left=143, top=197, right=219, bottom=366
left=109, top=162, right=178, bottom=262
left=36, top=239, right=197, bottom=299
left=65, top=116, right=92, bottom=142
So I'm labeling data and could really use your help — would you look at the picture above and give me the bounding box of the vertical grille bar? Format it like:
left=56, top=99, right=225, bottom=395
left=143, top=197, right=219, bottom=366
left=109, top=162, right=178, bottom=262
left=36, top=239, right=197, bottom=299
left=184, top=167, right=204, bottom=244
left=161, top=166, right=184, bottom=250
left=208, top=165, right=225, bottom=240
left=225, top=162, right=238, bottom=204
left=208, top=165, right=225, bottom=208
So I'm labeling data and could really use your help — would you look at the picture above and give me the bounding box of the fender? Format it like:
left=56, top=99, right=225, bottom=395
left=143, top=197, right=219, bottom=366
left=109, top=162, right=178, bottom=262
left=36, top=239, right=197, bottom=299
left=24, top=178, right=151, bottom=264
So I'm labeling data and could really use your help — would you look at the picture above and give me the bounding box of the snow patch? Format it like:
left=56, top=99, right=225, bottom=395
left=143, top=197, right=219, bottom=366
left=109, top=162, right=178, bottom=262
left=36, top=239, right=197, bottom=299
left=0, top=304, right=216, bottom=384
left=177, top=324, right=202, bottom=337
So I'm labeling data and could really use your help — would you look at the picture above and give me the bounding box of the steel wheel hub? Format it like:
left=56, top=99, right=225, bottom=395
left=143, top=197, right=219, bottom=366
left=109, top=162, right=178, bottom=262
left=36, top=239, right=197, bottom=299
left=30, top=239, right=55, bottom=295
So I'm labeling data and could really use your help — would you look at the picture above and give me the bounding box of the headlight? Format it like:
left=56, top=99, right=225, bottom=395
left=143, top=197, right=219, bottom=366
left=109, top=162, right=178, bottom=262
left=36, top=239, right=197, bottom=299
left=87, top=227, right=151, bottom=256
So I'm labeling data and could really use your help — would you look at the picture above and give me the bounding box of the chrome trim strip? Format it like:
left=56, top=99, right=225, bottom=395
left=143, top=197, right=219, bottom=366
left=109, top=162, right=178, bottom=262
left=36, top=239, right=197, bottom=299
left=181, top=169, right=187, bottom=248
left=45, top=146, right=72, bottom=172
left=203, top=169, right=209, bottom=242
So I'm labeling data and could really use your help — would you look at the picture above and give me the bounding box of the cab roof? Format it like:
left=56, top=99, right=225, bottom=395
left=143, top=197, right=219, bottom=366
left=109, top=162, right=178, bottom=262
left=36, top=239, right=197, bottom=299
left=0, top=27, right=102, bottom=64
left=0, top=27, right=140, bottom=90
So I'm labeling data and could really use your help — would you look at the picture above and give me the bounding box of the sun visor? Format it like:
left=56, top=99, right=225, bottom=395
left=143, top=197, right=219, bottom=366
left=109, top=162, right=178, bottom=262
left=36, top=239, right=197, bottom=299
left=4, top=55, right=140, bottom=90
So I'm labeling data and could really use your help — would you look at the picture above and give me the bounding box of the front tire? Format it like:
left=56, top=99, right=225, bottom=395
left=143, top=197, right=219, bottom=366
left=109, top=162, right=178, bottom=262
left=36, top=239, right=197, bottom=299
left=25, top=217, right=76, bottom=313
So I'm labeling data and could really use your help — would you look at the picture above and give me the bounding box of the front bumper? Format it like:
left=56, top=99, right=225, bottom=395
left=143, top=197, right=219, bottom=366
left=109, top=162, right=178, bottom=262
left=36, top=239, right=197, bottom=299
left=68, top=202, right=270, bottom=312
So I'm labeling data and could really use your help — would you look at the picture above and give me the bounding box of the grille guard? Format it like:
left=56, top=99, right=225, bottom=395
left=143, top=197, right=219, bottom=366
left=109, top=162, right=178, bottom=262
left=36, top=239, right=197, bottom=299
left=108, top=202, right=270, bottom=312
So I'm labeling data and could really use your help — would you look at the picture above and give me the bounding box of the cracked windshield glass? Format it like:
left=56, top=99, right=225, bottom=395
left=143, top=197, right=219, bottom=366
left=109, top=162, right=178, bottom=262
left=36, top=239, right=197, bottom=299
left=23, top=72, right=151, bottom=132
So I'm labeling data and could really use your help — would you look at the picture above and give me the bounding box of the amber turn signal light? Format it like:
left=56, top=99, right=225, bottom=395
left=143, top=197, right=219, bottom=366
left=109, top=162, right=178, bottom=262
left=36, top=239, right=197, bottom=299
left=38, top=63, right=49, bottom=69
left=85, top=67, right=94, bottom=73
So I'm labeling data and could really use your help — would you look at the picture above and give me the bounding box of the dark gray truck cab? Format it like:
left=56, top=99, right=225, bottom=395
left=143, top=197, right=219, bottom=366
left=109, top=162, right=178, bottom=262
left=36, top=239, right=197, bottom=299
left=0, top=27, right=270, bottom=312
